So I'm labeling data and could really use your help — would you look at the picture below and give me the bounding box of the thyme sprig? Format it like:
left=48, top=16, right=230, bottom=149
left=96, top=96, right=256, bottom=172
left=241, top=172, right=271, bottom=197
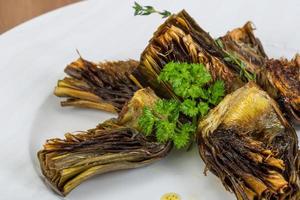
left=133, top=2, right=172, bottom=18
left=215, top=39, right=256, bottom=81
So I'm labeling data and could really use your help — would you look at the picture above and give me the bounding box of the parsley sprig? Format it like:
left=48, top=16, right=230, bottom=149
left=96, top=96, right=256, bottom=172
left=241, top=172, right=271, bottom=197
left=139, top=100, right=196, bottom=149
left=139, top=62, right=225, bottom=149
left=215, top=39, right=256, bottom=81
left=133, top=2, right=172, bottom=18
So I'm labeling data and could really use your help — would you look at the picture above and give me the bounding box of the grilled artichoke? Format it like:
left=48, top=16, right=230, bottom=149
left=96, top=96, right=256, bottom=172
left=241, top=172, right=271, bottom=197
left=132, top=10, right=244, bottom=99
left=220, top=22, right=300, bottom=123
left=54, top=57, right=141, bottom=113
left=198, top=82, right=300, bottom=200
left=38, top=88, right=172, bottom=196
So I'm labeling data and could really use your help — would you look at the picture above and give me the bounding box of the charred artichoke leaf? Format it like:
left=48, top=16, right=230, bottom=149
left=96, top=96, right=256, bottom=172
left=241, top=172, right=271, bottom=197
left=219, top=21, right=268, bottom=74
left=266, top=54, right=300, bottom=123
left=219, top=21, right=280, bottom=100
left=132, top=10, right=244, bottom=99
left=54, top=57, right=141, bottom=113
left=38, top=88, right=171, bottom=196
left=198, top=82, right=300, bottom=200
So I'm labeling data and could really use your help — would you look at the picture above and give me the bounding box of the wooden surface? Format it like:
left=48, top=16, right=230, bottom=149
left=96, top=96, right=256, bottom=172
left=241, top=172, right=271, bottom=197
left=0, top=0, right=80, bottom=34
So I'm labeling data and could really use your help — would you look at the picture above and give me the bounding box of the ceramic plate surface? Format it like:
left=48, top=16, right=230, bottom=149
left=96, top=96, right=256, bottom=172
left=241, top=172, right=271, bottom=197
left=0, top=0, right=299, bottom=199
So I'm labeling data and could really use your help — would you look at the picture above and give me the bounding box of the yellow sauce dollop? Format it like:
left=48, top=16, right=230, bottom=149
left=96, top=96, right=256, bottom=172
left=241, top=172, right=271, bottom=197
left=160, top=192, right=181, bottom=200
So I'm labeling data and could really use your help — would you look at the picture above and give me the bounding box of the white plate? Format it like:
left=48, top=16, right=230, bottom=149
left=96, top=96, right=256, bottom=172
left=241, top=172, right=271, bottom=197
left=0, top=0, right=299, bottom=199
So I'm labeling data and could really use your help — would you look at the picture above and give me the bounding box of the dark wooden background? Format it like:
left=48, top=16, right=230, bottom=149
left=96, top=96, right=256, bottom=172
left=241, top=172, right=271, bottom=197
left=0, top=0, right=80, bottom=34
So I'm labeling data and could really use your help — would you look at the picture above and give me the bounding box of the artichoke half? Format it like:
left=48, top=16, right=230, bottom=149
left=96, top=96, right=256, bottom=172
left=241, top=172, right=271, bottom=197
left=220, top=22, right=300, bottom=123
left=219, top=22, right=268, bottom=74
left=132, top=10, right=244, bottom=99
left=54, top=57, right=141, bottom=113
left=38, top=88, right=172, bottom=196
left=198, top=82, right=300, bottom=200
left=219, top=21, right=277, bottom=98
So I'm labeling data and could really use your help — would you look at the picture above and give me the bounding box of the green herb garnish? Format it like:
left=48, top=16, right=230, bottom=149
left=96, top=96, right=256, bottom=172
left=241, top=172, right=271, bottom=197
left=215, top=39, right=256, bottom=81
left=133, top=2, right=172, bottom=18
left=139, top=62, right=225, bottom=149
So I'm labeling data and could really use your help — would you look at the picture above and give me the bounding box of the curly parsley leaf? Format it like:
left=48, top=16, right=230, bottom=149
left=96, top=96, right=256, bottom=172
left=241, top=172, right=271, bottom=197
left=173, top=123, right=196, bottom=149
left=191, top=63, right=212, bottom=86
left=156, top=120, right=176, bottom=143
left=159, top=62, right=213, bottom=99
left=138, top=107, right=157, bottom=136
left=180, top=99, right=198, bottom=117
left=155, top=99, right=180, bottom=122
left=189, top=86, right=209, bottom=100
left=209, top=80, right=225, bottom=105
left=198, top=102, right=210, bottom=117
